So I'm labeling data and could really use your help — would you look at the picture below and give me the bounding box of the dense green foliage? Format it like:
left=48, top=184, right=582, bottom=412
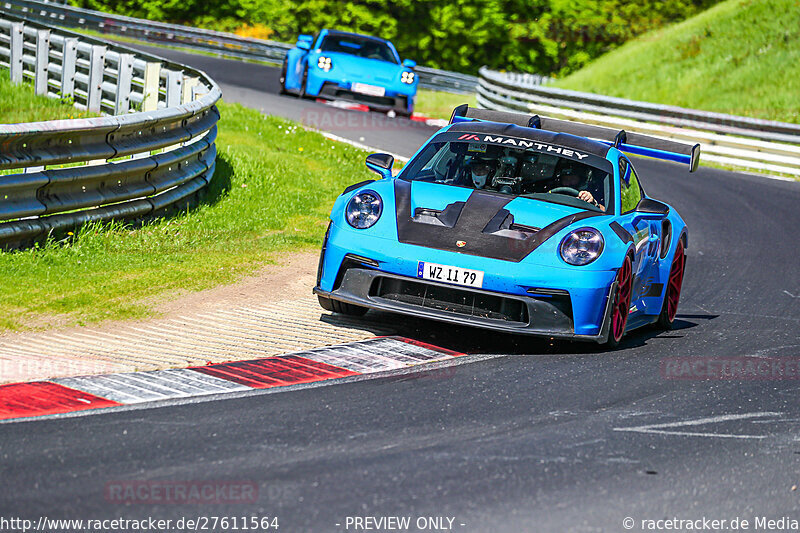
left=556, top=0, right=800, bottom=123
left=72, top=0, right=719, bottom=76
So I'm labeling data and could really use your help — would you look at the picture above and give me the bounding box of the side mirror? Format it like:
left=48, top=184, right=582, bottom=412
left=297, top=40, right=311, bottom=51
left=402, top=59, right=416, bottom=69
left=634, top=197, right=670, bottom=216
left=366, top=153, right=394, bottom=179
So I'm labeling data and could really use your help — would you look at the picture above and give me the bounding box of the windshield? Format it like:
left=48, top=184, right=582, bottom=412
left=400, top=139, right=611, bottom=213
left=319, top=35, right=399, bottom=64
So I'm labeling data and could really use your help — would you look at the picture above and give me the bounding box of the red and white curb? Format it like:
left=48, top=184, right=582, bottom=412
left=318, top=99, right=449, bottom=127
left=0, top=337, right=463, bottom=422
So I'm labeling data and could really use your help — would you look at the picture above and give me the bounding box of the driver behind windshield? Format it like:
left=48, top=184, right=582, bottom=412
left=557, top=168, right=605, bottom=212
left=469, top=158, right=495, bottom=190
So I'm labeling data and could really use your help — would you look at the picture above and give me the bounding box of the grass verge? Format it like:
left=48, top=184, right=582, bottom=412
left=0, top=70, right=95, bottom=123
left=555, top=0, right=800, bottom=124
left=0, top=101, right=375, bottom=331
left=414, top=89, right=475, bottom=120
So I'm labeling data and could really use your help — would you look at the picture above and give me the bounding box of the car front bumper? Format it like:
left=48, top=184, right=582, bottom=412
left=317, top=221, right=620, bottom=340
left=317, top=83, right=411, bottom=113
left=315, top=252, right=618, bottom=343
left=306, top=70, right=416, bottom=112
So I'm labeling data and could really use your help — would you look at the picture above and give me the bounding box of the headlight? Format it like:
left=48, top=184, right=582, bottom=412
left=317, top=56, right=332, bottom=71
left=400, top=70, right=415, bottom=84
left=559, top=228, right=604, bottom=266
left=345, top=190, right=382, bottom=229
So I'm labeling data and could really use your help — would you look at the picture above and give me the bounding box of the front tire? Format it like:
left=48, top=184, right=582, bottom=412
left=279, top=60, right=288, bottom=95
left=657, top=240, right=686, bottom=330
left=317, top=295, right=368, bottom=316
left=606, top=254, right=633, bottom=348
left=298, top=67, right=309, bottom=99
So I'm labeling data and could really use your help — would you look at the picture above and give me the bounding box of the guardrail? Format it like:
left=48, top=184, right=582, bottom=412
left=477, top=67, right=800, bottom=177
left=0, top=12, right=221, bottom=249
left=1, top=0, right=479, bottom=94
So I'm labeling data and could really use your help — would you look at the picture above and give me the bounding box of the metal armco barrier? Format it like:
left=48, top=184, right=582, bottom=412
left=0, top=12, right=221, bottom=248
left=478, top=67, right=800, bottom=176
left=0, top=0, right=479, bottom=94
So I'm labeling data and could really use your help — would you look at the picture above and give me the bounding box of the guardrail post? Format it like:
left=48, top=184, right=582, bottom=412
left=115, top=53, right=134, bottom=114
left=142, top=61, right=160, bottom=111
left=60, top=37, right=77, bottom=98
left=182, top=76, right=199, bottom=103
left=9, top=22, right=24, bottom=84
left=165, top=70, right=182, bottom=108
left=191, top=85, right=209, bottom=102
left=34, top=29, right=50, bottom=95
left=87, top=44, right=106, bottom=113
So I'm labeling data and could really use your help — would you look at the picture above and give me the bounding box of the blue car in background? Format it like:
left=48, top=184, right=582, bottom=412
left=280, top=29, right=418, bottom=117
left=314, top=105, right=700, bottom=348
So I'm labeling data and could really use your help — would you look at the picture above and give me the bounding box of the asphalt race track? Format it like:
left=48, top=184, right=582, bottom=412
left=2, top=47, right=799, bottom=531
left=127, top=43, right=438, bottom=157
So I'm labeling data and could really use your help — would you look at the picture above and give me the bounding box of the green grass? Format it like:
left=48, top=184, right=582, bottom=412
left=414, top=89, right=475, bottom=120
left=555, top=0, right=800, bottom=123
left=0, top=101, right=375, bottom=331
left=0, top=70, right=95, bottom=123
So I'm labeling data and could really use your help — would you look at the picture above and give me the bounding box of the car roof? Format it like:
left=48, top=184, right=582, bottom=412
left=321, top=29, right=390, bottom=44
left=447, top=120, right=612, bottom=159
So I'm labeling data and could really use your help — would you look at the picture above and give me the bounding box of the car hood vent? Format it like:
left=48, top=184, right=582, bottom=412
left=413, top=201, right=465, bottom=228
left=482, top=209, right=540, bottom=239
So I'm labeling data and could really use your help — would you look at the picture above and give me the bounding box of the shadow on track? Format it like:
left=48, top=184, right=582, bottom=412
left=321, top=308, right=720, bottom=357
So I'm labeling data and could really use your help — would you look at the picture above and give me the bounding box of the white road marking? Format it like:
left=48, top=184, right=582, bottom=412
left=315, top=130, right=409, bottom=163
left=613, top=412, right=783, bottom=440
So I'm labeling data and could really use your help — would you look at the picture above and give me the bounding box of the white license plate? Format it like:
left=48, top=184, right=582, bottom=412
left=417, top=262, right=484, bottom=288
left=351, top=82, right=385, bottom=97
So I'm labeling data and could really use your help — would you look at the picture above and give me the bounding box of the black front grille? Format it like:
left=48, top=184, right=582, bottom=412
left=371, top=277, right=529, bottom=324
left=319, top=82, right=401, bottom=107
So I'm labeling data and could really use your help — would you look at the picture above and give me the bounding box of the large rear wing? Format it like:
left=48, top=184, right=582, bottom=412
left=449, top=105, right=701, bottom=172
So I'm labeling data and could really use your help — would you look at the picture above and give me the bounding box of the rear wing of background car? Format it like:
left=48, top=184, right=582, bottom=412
left=449, top=105, right=701, bottom=172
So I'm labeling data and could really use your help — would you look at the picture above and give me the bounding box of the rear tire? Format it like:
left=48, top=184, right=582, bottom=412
left=317, top=295, right=368, bottom=316
left=657, top=240, right=686, bottom=330
left=278, top=60, right=288, bottom=95
left=605, top=254, right=633, bottom=348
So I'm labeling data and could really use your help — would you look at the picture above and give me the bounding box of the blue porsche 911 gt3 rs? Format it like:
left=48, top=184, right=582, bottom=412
left=314, top=106, right=699, bottom=347
left=280, top=29, right=418, bottom=116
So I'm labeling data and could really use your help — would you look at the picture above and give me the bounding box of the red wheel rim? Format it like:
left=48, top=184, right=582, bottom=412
left=611, top=256, right=633, bottom=342
left=666, top=241, right=685, bottom=322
